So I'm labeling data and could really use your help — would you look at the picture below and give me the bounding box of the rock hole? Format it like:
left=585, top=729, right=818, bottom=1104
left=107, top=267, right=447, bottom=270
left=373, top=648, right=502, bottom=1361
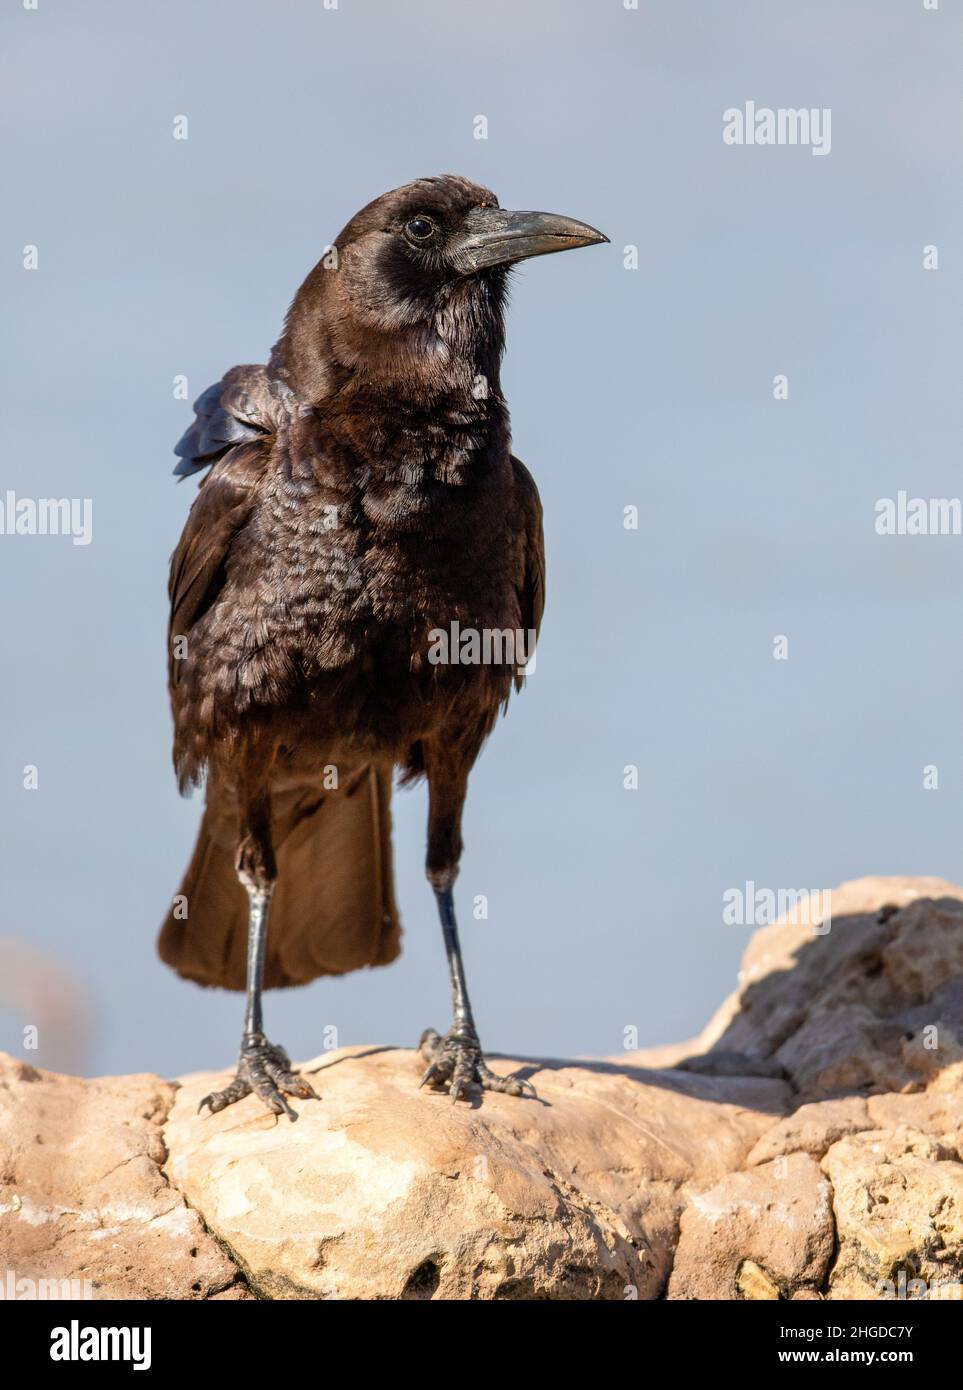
left=401, top=1258, right=441, bottom=1300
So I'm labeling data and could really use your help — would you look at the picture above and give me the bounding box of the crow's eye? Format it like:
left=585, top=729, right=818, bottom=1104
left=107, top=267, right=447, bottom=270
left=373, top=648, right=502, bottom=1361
left=405, top=216, right=436, bottom=244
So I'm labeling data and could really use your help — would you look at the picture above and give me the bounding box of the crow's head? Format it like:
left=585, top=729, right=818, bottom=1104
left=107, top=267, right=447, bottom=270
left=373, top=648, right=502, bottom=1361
left=276, top=174, right=607, bottom=404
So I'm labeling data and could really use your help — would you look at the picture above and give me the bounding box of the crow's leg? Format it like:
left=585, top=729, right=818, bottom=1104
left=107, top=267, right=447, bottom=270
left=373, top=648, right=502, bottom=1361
left=418, top=887, right=536, bottom=1102
left=197, top=882, right=317, bottom=1120
left=199, top=764, right=317, bottom=1121
left=418, top=748, right=536, bottom=1103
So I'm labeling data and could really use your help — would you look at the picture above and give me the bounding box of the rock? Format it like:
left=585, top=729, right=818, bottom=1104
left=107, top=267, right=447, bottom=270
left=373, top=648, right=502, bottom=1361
left=0, top=1056, right=241, bottom=1299
left=822, top=1130, right=963, bottom=1299
left=686, top=876, right=963, bottom=1099
left=866, top=1089, right=963, bottom=1154
left=2, top=875, right=961, bottom=1299
left=677, top=1051, right=788, bottom=1080
left=667, top=1154, right=835, bottom=1300
left=746, top=1097, right=873, bottom=1166
left=164, top=1049, right=788, bottom=1300
left=736, top=1259, right=781, bottom=1300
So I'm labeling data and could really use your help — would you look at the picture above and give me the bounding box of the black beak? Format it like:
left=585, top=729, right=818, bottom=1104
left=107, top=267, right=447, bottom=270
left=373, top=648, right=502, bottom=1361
left=454, top=207, right=609, bottom=273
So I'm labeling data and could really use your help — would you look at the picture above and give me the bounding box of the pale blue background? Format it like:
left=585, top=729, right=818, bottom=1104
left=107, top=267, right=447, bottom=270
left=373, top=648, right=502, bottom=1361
left=2, top=0, right=961, bottom=1077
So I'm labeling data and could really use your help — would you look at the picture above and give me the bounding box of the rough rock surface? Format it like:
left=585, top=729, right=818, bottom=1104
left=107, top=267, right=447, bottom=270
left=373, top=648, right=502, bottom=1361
left=668, top=1153, right=835, bottom=1300
left=1, top=875, right=961, bottom=1299
left=166, top=1049, right=786, bottom=1300
left=0, top=1059, right=244, bottom=1299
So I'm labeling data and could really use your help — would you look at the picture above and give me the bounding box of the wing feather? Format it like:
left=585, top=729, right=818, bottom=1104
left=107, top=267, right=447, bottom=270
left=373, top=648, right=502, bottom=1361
left=173, top=364, right=296, bottom=478
left=510, top=454, right=545, bottom=688
left=167, top=366, right=292, bottom=684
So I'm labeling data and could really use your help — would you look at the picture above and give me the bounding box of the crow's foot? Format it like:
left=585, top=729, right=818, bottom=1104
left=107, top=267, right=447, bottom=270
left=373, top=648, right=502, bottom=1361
left=418, top=1027, right=537, bottom=1103
left=198, top=1035, right=317, bottom=1121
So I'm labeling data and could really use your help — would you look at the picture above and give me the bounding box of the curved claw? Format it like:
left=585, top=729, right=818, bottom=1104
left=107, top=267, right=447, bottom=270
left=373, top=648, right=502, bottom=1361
left=198, top=1041, right=320, bottom=1120
left=198, top=1073, right=252, bottom=1115
left=505, top=1076, right=538, bottom=1099
left=418, top=1026, right=537, bottom=1105
left=478, top=1064, right=538, bottom=1099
